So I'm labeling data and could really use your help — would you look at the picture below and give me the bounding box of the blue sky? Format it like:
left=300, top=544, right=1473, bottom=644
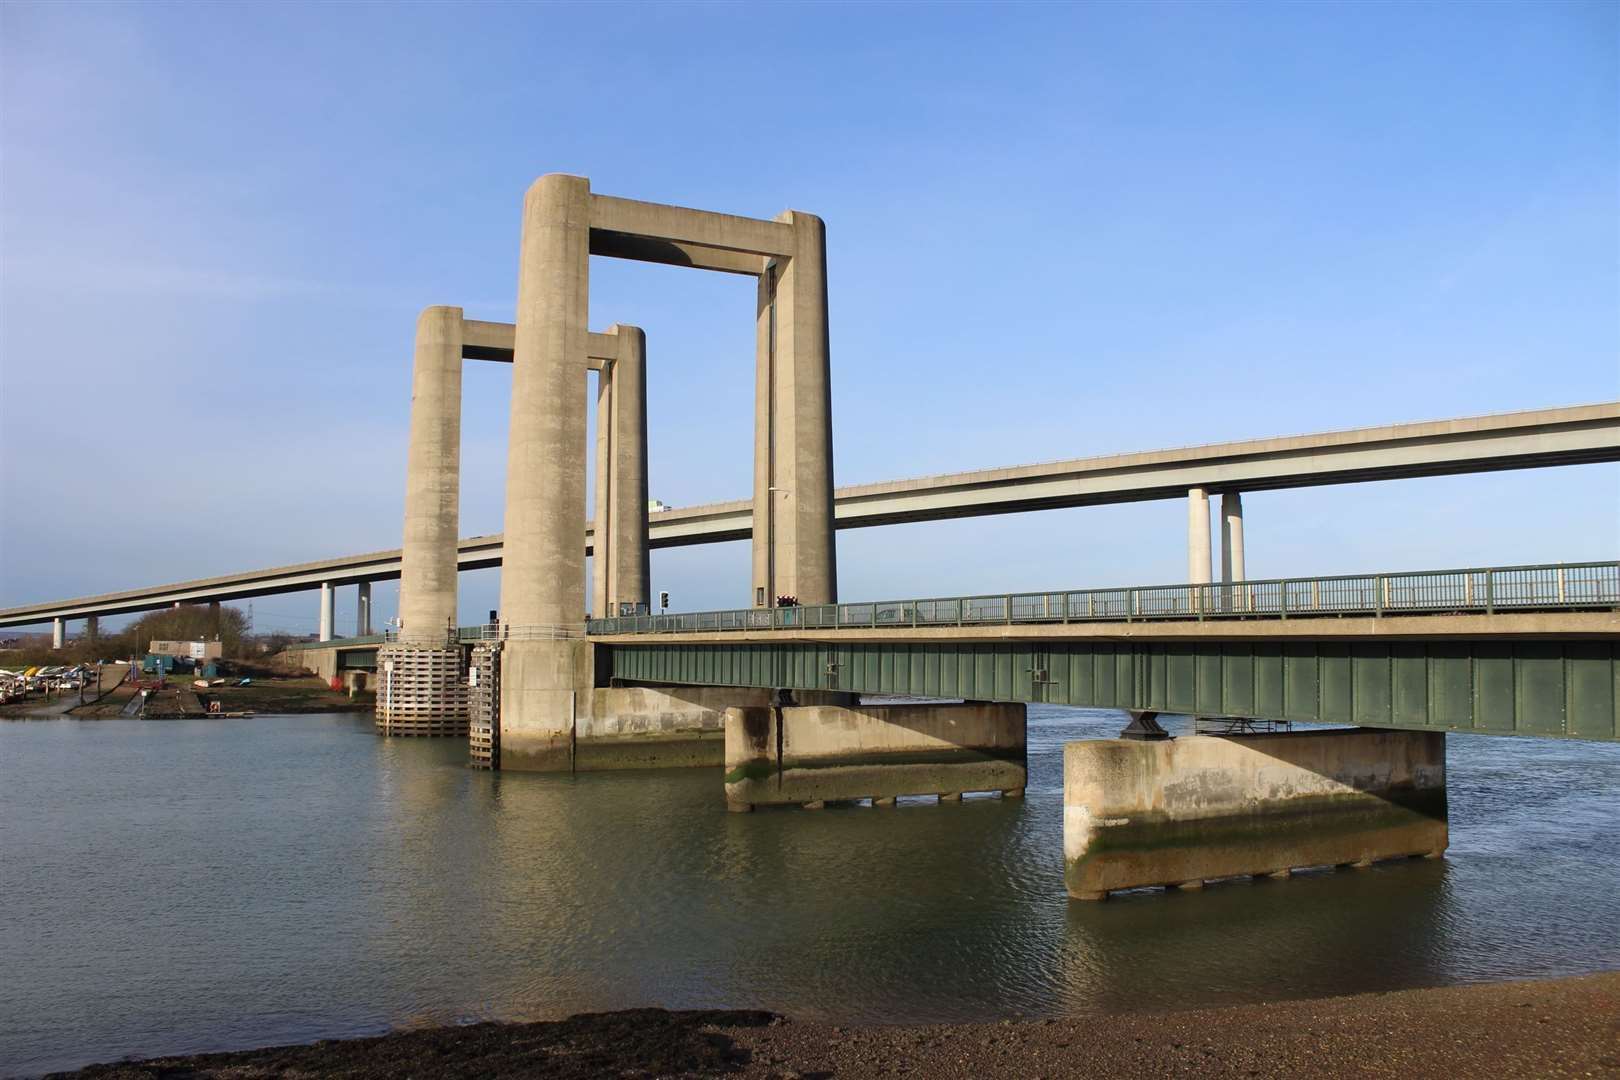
left=1, top=0, right=1615, bottom=635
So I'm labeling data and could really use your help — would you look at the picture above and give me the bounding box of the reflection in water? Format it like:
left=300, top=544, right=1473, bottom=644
left=2, top=709, right=1617, bottom=1075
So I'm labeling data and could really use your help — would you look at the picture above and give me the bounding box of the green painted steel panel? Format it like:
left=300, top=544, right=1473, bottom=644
left=1514, top=642, right=1566, bottom=736
left=1282, top=645, right=1317, bottom=722
left=1095, top=646, right=1118, bottom=707
left=1352, top=644, right=1392, bottom=727
left=1147, top=649, right=1167, bottom=711
left=1319, top=644, right=1352, bottom=725
left=1474, top=643, right=1515, bottom=732
left=603, top=635, right=1615, bottom=742
left=1391, top=644, right=1429, bottom=728
left=1565, top=642, right=1615, bottom=739
left=1428, top=646, right=1473, bottom=730
left=1222, top=646, right=1255, bottom=717
left=1115, top=650, right=1135, bottom=710
left=1070, top=647, right=1094, bottom=708
left=971, top=649, right=992, bottom=700
left=1165, top=647, right=1195, bottom=713
left=1255, top=644, right=1284, bottom=718
left=1196, top=650, right=1222, bottom=715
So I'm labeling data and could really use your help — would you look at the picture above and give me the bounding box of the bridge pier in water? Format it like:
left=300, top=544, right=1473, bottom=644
left=1062, top=728, right=1448, bottom=900
left=722, top=701, right=1028, bottom=811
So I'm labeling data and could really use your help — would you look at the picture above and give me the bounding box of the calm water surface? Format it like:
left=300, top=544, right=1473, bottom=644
left=3, top=708, right=1618, bottom=1075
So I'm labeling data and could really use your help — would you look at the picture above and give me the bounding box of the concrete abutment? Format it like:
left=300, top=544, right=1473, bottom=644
left=723, top=701, right=1028, bottom=811
left=1062, top=728, right=1448, bottom=901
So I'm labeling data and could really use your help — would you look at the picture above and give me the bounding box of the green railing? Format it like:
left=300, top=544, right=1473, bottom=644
left=587, top=561, right=1620, bottom=636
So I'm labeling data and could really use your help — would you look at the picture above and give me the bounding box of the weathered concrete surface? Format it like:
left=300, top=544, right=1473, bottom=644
left=497, top=638, right=592, bottom=772
left=500, top=173, right=589, bottom=632
left=752, top=210, right=837, bottom=607
left=397, top=305, right=463, bottom=643
left=606, top=326, right=649, bottom=614
left=724, top=702, right=1026, bottom=809
left=1063, top=729, right=1448, bottom=900
left=576, top=686, right=754, bottom=770
left=570, top=686, right=850, bottom=771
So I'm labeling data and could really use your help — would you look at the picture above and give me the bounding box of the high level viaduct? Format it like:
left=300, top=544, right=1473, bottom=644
left=4, top=401, right=1616, bottom=635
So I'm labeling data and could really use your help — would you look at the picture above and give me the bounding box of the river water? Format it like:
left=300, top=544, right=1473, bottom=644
left=3, top=708, right=1617, bottom=1076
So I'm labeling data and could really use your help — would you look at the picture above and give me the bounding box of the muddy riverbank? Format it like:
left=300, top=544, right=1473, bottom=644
left=50, top=972, right=1620, bottom=1078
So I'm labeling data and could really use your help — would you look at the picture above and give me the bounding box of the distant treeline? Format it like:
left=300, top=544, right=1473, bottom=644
left=2, top=605, right=297, bottom=665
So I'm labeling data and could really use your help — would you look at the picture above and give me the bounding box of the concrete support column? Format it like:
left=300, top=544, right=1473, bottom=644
left=397, top=306, right=464, bottom=643
left=496, top=173, right=592, bottom=774
left=85, top=615, right=98, bottom=645
left=591, top=363, right=613, bottom=619
left=356, top=581, right=372, bottom=636
left=318, top=582, right=334, bottom=643
left=1187, top=487, right=1212, bottom=584
left=1220, top=492, right=1246, bottom=583
left=500, top=173, right=590, bottom=630
left=608, top=325, right=649, bottom=614
left=208, top=600, right=222, bottom=640
left=752, top=211, right=836, bottom=607
left=52, top=617, right=64, bottom=650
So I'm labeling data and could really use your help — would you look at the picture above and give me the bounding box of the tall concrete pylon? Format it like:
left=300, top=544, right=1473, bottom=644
left=591, top=325, right=650, bottom=619
left=495, top=173, right=836, bottom=770
left=752, top=212, right=836, bottom=608
left=383, top=300, right=650, bottom=739
left=397, top=306, right=464, bottom=644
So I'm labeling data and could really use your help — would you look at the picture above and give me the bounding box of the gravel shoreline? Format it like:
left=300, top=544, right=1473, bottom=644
left=50, top=971, right=1620, bottom=1079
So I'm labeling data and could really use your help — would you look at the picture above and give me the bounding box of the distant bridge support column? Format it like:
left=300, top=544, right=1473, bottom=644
left=1188, top=488, right=1212, bottom=616
left=1220, top=492, right=1245, bottom=611
left=52, top=617, right=64, bottom=650
left=1220, top=492, right=1245, bottom=583
left=208, top=600, right=222, bottom=641
left=607, top=325, right=649, bottom=615
left=85, top=615, right=98, bottom=645
left=1063, top=730, right=1448, bottom=901
left=752, top=211, right=837, bottom=608
left=356, top=582, right=372, bottom=637
left=496, top=173, right=592, bottom=771
left=318, top=583, right=334, bottom=643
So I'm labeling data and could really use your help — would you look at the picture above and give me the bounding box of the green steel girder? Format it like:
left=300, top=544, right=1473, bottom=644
left=604, top=638, right=1620, bottom=742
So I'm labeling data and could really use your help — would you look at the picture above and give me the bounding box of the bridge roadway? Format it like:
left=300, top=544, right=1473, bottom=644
left=285, top=561, right=1620, bottom=742
left=2, top=402, right=1617, bottom=628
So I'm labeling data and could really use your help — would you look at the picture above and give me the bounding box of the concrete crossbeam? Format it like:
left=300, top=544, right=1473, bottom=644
left=588, top=193, right=797, bottom=257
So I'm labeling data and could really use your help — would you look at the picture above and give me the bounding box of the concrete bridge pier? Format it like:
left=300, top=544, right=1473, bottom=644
left=52, top=617, right=64, bottom=649
left=85, top=615, right=98, bottom=645
left=723, top=701, right=1027, bottom=811
left=1188, top=487, right=1212, bottom=585
left=1062, top=729, right=1448, bottom=901
left=1220, top=492, right=1245, bottom=582
left=318, top=583, right=334, bottom=643
left=356, top=582, right=372, bottom=636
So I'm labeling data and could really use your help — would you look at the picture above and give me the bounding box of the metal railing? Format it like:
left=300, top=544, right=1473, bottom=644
left=586, top=561, right=1620, bottom=636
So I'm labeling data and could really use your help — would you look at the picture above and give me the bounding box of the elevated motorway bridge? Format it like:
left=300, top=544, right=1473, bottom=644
left=3, top=403, right=1617, bottom=631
